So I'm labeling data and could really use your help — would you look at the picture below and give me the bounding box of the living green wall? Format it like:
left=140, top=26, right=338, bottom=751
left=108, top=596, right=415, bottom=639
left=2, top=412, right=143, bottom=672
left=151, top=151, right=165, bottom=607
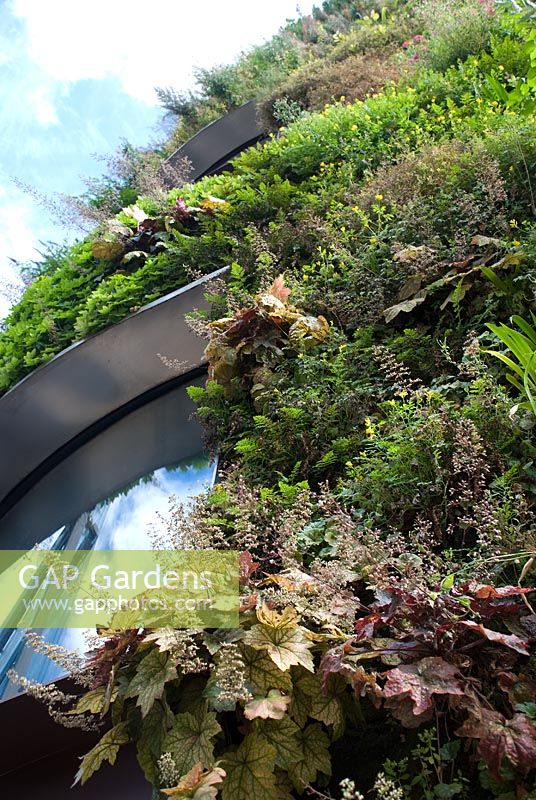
left=6, top=4, right=536, bottom=796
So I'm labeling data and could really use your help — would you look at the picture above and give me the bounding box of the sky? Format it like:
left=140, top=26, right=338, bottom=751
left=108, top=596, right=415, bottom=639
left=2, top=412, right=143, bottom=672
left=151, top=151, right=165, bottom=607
left=0, top=0, right=313, bottom=317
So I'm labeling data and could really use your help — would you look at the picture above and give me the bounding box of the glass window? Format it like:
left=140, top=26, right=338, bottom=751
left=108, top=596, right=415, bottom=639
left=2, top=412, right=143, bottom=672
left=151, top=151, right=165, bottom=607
left=0, top=379, right=215, bottom=700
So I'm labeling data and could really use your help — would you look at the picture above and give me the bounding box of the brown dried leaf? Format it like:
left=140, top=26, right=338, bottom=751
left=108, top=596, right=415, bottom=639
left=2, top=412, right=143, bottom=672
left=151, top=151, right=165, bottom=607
left=350, top=666, right=383, bottom=709
left=471, top=235, right=502, bottom=248
left=397, top=275, right=423, bottom=301
left=288, top=315, right=330, bottom=349
left=383, top=295, right=426, bottom=323
left=393, top=245, right=428, bottom=262
left=269, top=275, right=291, bottom=303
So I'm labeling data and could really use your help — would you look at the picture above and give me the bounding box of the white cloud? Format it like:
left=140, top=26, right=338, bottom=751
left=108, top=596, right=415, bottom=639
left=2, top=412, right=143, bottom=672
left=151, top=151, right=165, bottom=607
left=0, top=182, right=50, bottom=319
left=0, top=186, right=39, bottom=262
left=0, top=13, right=62, bottom=132
left=12, top=0, right=312, bottom=105
left=0, top=0, right=315, bottom=317
left=28, top=86, right=59, bottom=126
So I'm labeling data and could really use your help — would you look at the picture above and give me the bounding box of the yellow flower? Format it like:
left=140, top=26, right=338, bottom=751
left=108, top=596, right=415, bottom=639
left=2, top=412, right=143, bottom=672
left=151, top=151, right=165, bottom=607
left=351, top=124, right=358, bottom=131
left=340, top=95, right=346, bottom=102
left=375, top=193, right=383, bottom=201
left=364, top=417, right=375, bottom=437
left=509, top=219, right=519, bottom=228
left=498, top=64, right=505, bottom=71
left=513, top=240, right=521, bottom=247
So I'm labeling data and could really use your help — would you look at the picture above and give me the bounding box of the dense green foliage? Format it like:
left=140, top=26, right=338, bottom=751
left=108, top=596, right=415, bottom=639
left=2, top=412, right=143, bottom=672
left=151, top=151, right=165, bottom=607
left=1, top=0, right=533, bottom=391
left=157, top=0, right=407, bottom=148
left=7, top=2, right=536, bottom=798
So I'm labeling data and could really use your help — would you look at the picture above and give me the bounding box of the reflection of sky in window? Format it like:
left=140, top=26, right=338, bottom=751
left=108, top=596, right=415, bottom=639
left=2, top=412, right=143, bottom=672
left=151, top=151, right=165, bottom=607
left=90, top=461, right=215, bottom=550
left=0, top=456, right=215, bottom=701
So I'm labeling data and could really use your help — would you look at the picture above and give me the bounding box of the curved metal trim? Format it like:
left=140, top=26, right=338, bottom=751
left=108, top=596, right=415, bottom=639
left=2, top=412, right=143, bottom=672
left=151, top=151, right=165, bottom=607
left=0, top=366, right=207, bottom=523
left=1, top=98, right=266, bottom=506
left=0, top=96, right=267, bottom=768
left=166, top=100, right=265, bottom=181
left=0, top=267, right=227, bottom=507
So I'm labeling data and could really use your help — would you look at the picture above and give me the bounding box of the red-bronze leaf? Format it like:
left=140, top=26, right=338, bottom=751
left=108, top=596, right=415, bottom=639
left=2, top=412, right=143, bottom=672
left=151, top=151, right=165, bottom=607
left=459, top=621, right=530, bottom=655
left=383, top=656, right=463, bottom=725
left=355, top=613, right=382, bottom=639
left=457, top=709, right=536, bottom=779
left=239, top=551, right=260, bottom=586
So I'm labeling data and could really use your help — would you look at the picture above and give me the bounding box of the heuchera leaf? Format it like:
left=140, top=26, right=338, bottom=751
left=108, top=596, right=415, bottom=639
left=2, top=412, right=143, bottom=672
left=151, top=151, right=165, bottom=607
left=244, top=690, right=292, bottom=720
left=354, top=612, right=383, bottom=640
left=347, top=665, right=383, bottom=709
left=239, top=550, right=260, bottom=585
left=462, top=583, right=534, bottom=617
left=221, top=732, right=278, bottom=800
left=239, top=644, right=293, bottom=696
left=309, top=673, right=346, bottom=733
left=163, top=702, right=221, bottom=776
left=126, top=648, right=178, bottom=717
left=289, top=666, right=316, bottom=728
left=383, top=657, right=464, bottom=727
left=162, top=763, right=226, bottom=799
left=257, top=716, right=303, bottom=771
left=459, top=621, right=530, bottom=655
left=497, top=671, right=536, bottom=706
left=244, top=606, right=314, bottom=673
left=73, top=722, right=129, bottom=786
left=287, top=723, right=331, bottom=791
left=91, top=239, right=124, bottom=261
left=244, top=623, right=314, bottom=673
left=68, top=685, right=116, bottom=716
left=457, top=709, right=536, bottom=779
left=274, top=769, right=296, bottom=800
left=291, top=668, right=346, bottom=734
left=319, top=640, right=361, bottom=692
left=144, top=628, right=191, bottom=653
left=136, top=700, right=168, bottom=783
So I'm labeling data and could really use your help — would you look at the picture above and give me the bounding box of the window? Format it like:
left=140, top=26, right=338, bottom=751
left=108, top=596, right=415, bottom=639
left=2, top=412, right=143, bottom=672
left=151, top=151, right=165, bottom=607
left=0, top=379, right=214, bottom=700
